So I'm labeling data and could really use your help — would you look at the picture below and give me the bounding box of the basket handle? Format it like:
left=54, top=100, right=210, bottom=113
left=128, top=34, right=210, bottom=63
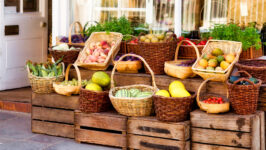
left=68, top=21, right=84, bottom=45
left=65, top=64, right=82, bottom=87
left=232, top=78, right=256, bottom=87
left=111, top=54, right=157, bottom=90
left=235, top=70, right=252, bottom=78
left=196, top=77, right=229, bottom=106
left=175, top=40, right=200, bottom=61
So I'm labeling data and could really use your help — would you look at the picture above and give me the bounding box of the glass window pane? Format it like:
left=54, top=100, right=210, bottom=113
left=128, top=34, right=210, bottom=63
left=23, top=0, right=39, bottom=12
left=101, top=0, right=118, bottom=7
left=152, top=0, right=175, bottom=32
left=4, top=0, right=20, bottom=13
left=99, top=11, right=118, bottom=23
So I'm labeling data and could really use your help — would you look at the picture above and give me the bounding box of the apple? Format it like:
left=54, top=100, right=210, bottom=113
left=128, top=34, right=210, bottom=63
left=86, top=49, right=93, bottom=55
left=93, top=50, right=100, bottom=57
left=89, top=55, right=97, bottom=62
left=103, top=49, right=110, bottom=55
left=96, top=42, right=102, bottom=49
left=89, top=42, right=96, bottom=50
left=100, top=41, right=108, bottom=46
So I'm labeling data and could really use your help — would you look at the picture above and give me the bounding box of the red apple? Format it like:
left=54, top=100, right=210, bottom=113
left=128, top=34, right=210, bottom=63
left=103, top=49, right=110, bottom=55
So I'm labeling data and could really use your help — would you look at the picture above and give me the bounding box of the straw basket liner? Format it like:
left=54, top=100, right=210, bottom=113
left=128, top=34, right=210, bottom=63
left=197, top=77, right=230, bottom=114
left=192, top=40, right=242, bottom=82
left=56, top=21, right=85, bottom=46
left=153, top=92, right=196, bottom=122
left=109, top=54, right=158, bottom=117
left=49, top=45, right=83, bottom=65
left=165, top=40, right=200, bottom=79
left=53, top=64, right=82, bottom=96
left=235, top=59, right=266, bottom=84
left=75, top=32, right=123, bottom=70
left=27, top=63, right=65, bottom=94
left=226, top=71, right=262, bottom=115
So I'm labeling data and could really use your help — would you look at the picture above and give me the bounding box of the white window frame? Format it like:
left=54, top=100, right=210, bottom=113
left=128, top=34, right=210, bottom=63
left=52, top=0, right=182, bottom=45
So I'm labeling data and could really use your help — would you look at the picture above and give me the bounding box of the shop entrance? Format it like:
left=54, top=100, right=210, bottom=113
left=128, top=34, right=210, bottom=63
left=0, top=0, right=48, bottom=90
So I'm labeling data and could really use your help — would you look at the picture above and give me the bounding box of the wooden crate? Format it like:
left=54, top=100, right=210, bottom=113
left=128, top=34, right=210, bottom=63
left=128, top=117, right=190, bottom=150
left=191, top=110, right=265, bottom=150
left=74, top=110, right=127, bottom=149
left=31, top=93, right=79, bottom=138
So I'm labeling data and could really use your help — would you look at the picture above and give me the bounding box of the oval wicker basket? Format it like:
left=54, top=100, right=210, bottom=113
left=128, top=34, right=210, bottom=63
left=113, top=60, right=142, bottom=73
left=56, top=21, right=85, bottom=46
left=27, top=63, right=65, bottom=94
left=138, top=33, right=177, bottom=75
left=53, top=64, right=82, bottom=96
left=109, top=54, right=158, bottom=117
left=226, top=71, right=262, bottom=115
left=178, top=39, right=204, bottom=59
left=197, top=77, right=230, bottom=114
left=192, top=40, right=242, bottom=82
left=235, top=59, right=266, bottom=84
left=75, top=32, right=123, bottom=70
left=153, top=92, right=196, bottom=122
left=165, top=40, right=200, bottom=79
left=49, top=44, right=83, bottom=65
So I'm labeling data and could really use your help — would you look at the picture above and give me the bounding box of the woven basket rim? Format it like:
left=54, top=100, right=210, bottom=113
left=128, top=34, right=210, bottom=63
left=53, top=82, right=81, bottom=88
left=28, top=73, right=64, bottom=79
left=165, top=61, right=193, bottom=68
left=80, top=87, right=109, bottom=93
left=109, top=84, right=156, bottom=101
left=236, top=59, right=266, bottom=69
left=226, top=79, right=262, bottom=86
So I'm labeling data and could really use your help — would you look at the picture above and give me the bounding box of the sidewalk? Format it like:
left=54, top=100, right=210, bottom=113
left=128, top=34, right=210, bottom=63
left=0, top=110, right=118, bottom=150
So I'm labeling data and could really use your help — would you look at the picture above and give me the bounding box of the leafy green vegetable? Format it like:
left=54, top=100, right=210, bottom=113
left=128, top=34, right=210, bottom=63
left=210, top=24, right=262, bottom=51
left=26, top=60, right=63, bottom=77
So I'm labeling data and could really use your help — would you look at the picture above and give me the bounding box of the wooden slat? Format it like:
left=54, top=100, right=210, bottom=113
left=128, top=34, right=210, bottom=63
left=75, top=128, right=126, bottom=148
left=190, top=110, right=253, bottom=132
left=70, top=69, right=203, bottom=93
left=128, top=117, right=190, bottom=140
left=192, top=143, right=248, bottom=150
left=258, top=111, right=265, bottom=150
left=32, top=120, right=74, bottom=138
left=32, top=106, right=74, bottom=124
left=75, top=111, right=127, bottom=131
left=128, top=134, right=190, bottom=150
left=251, top=113, right=261, bottom=150
left=32, top=93, right=79, bottom=110
left=191, top=128, right=251, bottom=148
left=0, top=87, right=31, bottom=103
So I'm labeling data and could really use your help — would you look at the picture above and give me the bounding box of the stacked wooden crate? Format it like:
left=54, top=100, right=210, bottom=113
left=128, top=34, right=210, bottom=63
left=191, top=110, right=265, bottom=150
left=128, top=117, right=190, bottom=150
left=74, top=111, right=127, bottom=149
left=31, top=93, right=79, bottom=138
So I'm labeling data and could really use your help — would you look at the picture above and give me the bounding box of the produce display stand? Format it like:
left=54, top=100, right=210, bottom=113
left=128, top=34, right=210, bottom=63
left=191, top=110, right=265, bottom=150
left=74, top=110, right=127, bottom=149
left=128, top=117, right=190, bottom=150
left=31, top=93, right=79, bottom=138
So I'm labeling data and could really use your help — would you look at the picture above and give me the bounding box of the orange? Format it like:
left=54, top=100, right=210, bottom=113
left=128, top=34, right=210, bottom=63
left=225, top=54, right=235, bottom=63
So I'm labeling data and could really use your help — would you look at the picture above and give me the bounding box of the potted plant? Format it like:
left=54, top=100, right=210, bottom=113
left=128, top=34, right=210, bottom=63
left=210, top=24, right=263, bottom=59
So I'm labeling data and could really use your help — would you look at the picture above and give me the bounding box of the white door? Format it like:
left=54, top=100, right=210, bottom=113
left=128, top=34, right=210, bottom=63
left=0, top=0, right=48, bottom=90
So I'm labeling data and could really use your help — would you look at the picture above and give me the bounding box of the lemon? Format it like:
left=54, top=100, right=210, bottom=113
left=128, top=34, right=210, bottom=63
left=85, top=83, right=102, bottom=91
left=155, top=90, right=170, bottom=97
left=169, top=81, right=185, bottom=92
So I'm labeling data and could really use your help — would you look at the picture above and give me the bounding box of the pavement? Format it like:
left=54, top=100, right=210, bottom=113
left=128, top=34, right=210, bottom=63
left=0, top=110, right=119, bottom=150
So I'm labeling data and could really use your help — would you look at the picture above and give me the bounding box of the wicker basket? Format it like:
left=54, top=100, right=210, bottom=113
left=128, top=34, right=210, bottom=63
left=126, top=36, right=140, bottom=55
left=56, top=21, right=85, bottom=46
left=235, top=59, right=266, bottom=84
left=197, top=77, right=230, bottom=114
left=164, top=40, right=200, bottom=79
left=109, top=54, right=158, bottom=117
left=192, top=40, right=242, bottom=82
left=153, top=92, right=196, bottom=122
left=113, top=60, right=142, bottom=73
left=139, top=33, right=177, bottom=75
left=79, top=88, right=111, bottom=113
left=27, top=63, right=65, bottom=94
left=226, top=71, right=262, bottom=115
left=75, top=32, right=123, bottom=70
left=49, top=45, right=83, bottom=65
left=178, top=39, right=204, bottom=59
left=53, top=64, right=82, bottom=96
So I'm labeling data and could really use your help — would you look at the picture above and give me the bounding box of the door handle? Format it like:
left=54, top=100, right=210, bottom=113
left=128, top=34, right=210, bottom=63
left=40, top=22, right=47, bottom=28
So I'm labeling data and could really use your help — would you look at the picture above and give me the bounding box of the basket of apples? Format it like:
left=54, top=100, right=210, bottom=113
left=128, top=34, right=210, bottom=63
left=113, top=53, right=142, bottom=73
left=197, top=77, right=230, bottom=114
left=75, top=32, right=123, bottom=70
